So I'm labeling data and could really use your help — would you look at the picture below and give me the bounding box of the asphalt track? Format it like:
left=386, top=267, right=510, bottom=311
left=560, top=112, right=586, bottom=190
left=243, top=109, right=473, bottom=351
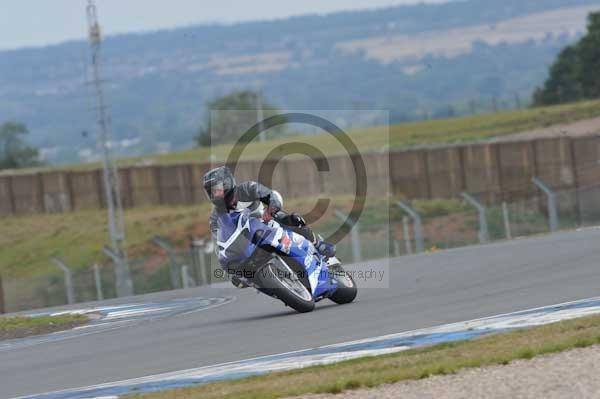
left=2, top=227, right=600, bottom=398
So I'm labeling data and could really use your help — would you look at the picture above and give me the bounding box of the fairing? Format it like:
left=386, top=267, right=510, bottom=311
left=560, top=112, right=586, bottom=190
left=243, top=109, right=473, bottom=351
left=216, top=210, right=337, bottom=297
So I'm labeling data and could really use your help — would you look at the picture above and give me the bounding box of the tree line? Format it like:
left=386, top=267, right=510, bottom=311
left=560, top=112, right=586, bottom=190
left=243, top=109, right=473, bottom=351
left=0, top=122, right=42, bottom=171
left=534, top=12, right=600, bottom=105
left=4, top=11, right=600, bottom=168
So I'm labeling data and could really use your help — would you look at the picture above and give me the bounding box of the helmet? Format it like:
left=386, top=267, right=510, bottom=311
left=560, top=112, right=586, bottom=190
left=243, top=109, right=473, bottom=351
left=203, top=166, right=236, bottom=207
left=271, top=190, right=283, bottom=211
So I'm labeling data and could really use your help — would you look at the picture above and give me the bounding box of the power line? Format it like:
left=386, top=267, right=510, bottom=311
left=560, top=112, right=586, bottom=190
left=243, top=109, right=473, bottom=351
left=86, top=0, right=133, bottom=297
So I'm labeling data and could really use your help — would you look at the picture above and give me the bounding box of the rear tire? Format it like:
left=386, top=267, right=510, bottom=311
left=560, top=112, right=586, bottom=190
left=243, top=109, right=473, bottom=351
left=257, top=256, right=315, bottom=313
left=329, top=265, right=357, bottom=304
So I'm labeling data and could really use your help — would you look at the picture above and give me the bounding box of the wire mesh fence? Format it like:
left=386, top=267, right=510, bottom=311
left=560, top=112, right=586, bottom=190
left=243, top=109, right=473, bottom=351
left=4, top=183, right=600, bottom=312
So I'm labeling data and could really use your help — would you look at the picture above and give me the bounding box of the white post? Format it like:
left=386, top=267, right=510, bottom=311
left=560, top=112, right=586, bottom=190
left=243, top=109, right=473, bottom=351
left=461, top=193, right=490, bottom=244
left=198, top=247, right=208, bottom=285
left=51, top=257, right=75, bottom=305
left=192, top=238, right=210, bottom=285
left=93, top=263, right=104, bottom=301
left=532, top=177, right=559, bottom=232
left=402, top=216, right=413, bottom=255
left=181, top=265, right=195, bottom=289
left=502, top=201, right=512, bottom=239
left=393, top=240, right=401, bottom=258
left=396, top=202, right=424, bottom=253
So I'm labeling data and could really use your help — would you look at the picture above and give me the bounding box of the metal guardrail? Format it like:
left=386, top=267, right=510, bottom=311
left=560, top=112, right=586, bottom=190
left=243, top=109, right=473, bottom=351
left=396, top=201, right=424, bottom=253
left=461, top=193, right=489, bottom=244
left=533, top=177, right=559, bottom=233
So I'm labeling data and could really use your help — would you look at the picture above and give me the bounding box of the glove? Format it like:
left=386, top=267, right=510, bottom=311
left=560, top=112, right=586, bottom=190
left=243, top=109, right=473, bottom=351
left=289, top=213, right=306, bottom=227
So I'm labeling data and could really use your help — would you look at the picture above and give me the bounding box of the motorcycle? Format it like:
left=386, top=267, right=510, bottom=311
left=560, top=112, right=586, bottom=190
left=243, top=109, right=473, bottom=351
left=215, top=208, right=357, bottom=313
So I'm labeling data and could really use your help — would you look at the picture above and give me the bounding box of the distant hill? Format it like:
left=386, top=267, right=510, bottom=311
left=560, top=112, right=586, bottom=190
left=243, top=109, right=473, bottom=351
left=1, top=0, right=600, bottom=165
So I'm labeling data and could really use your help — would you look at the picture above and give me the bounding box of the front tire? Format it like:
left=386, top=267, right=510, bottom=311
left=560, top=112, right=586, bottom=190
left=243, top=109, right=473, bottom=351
left=257, top=256, right=315, bottom=313
left=329, top=265, right=357, bottom=304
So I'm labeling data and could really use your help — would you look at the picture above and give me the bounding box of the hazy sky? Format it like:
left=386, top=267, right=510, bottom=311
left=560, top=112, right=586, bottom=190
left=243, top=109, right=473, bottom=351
left=0, top=0, right=449, bottom=50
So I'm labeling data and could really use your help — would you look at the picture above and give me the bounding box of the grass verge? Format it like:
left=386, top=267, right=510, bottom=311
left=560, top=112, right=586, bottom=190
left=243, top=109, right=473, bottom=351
left=0, top=196, right=352, bottom=279
left=132, top=314, right=600, bottom=399
left=3, top=99, right=600, bottom=175
left=0, top=314, right=89, bottom=341
left=0, top=204, right=212, bottom=278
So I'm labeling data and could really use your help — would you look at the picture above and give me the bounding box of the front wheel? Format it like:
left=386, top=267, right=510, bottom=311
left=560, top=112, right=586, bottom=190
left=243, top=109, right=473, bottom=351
left=257, top=256, right=315, bottom=313
left=329, top=265, right=357, bottom=304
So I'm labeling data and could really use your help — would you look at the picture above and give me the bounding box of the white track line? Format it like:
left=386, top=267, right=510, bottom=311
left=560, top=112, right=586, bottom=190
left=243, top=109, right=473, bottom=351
left=18, top=295, right=600, bottom=399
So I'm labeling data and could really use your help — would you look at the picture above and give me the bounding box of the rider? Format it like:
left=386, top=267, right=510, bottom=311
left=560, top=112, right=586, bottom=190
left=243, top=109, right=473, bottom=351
left=203, top=166, right=336, bottom=264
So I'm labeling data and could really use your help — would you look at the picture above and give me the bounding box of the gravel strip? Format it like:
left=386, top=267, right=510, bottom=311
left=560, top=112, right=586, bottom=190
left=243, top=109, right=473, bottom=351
left=493, top=116, right=600, bottom=142
left=293, top=345, right=600, bottom=399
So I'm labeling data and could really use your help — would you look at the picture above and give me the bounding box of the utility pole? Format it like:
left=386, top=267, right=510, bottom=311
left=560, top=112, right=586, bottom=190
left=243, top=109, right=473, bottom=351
left=86, top=0, right=133, bottom=297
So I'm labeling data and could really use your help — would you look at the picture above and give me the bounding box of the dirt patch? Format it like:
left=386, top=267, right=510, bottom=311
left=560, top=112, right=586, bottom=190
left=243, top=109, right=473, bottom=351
left=0, top=316, right=89, bottom=341
left=293, top=345, right=600, bottom=399
left=492, top=115, right=600, bottom=142
left=337, top=5, right=599, bottom=63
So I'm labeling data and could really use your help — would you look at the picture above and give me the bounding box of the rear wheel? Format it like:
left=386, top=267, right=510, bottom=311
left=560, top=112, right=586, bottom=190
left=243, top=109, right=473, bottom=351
left=257, top=256, right=315, bottom=313
left=329, top=265, right=357, bottom=304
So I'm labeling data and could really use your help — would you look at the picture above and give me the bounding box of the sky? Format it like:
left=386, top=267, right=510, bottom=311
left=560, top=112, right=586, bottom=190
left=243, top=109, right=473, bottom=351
left=0, top=0, right=450, bottom=50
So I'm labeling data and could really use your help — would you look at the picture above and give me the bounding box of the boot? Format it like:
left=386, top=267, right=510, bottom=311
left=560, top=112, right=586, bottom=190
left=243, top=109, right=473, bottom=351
left=231, top=275, right=250, bottom=288
left=315, top=240, right=336, bottom=258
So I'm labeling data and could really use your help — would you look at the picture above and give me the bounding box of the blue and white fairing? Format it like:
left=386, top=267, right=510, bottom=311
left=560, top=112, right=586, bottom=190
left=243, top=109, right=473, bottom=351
left=216, top=209, right=337, bottom=298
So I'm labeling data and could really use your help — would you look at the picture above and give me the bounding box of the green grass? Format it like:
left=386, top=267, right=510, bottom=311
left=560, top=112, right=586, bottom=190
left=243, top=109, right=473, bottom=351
left=0, top=205, right=212, bottom=278
left=0, top=196, right=555, bottom=280
left=3, top=99, right=600, bottom=176
left=0, top=314, right=88, bottom=340
left=0, top=196, right=356, bottom=279
left=131, top=314, right=600, bottom=399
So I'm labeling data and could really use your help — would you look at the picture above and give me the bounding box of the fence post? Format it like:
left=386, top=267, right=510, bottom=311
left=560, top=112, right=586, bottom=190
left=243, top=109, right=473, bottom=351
left=197, top=244, right=208, bottom=285
left=334, top=210, right=361, bottom=263
left=191, top=238, right=213, bottom=285
left=93, top=264, right=104, bottom=301
left=153, top=236, right=181, bottom=289
left=181, top=265, right=195, bottom=289
left=396, top=202, right=424, bottom=253
left=532, top=177, right=559, bottom=232
left=103, top=246, right=134, bottom=297
left=461, top=193, right=490, bottom=244
left=568, top=137, right=583, bottom=227
left=502, top=202, right=512, bottom=240
left=402, top=216, right=413, bottom=255
left=51, top=257, right=75, bottom=305
left=0, top=274, right=5, bottom=314
left=393, top=240, right=401, bottom=258
left=7, top=176, right=16, bottom=215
